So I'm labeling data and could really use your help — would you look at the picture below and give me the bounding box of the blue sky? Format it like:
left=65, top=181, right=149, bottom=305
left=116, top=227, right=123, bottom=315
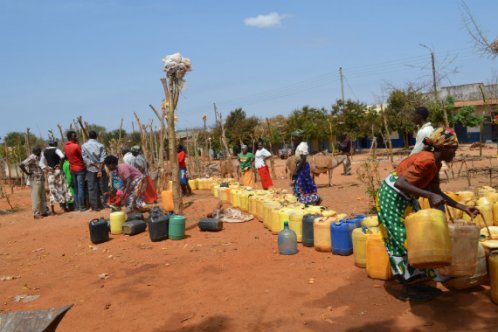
left=1, top=0, right=497, bottom=139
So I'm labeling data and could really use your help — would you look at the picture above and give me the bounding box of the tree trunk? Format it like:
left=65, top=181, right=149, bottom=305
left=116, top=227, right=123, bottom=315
left=381, top=110, right=393, bottom=164
left=265, top=118, right=277, bottom=180
left=150, top=104, right=166, bottom=191
left=161, top=78, right=182, bottom=215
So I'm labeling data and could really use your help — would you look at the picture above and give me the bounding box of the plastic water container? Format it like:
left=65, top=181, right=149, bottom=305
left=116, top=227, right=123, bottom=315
left=366, top=233, right=392, bottom=280
left=405, top=209, right=451, bottom=268
left=110, top=211, right=126, bottom=235
left=303, top=214, right=319, bottom=247
left=270, top=208, right=283, bottom=234
left=231, top=189, right=240, bottom=208
left=256, top=197, right=266, bottom=221
left=89, top=218, right=109, bottom=244
left=490, top=251, right=498, bottom=304
left=331, top=220, right=354, bottom=256
left=278, top=221, right=298, bottom=255
left=249, top=195, right=258, bottom=216
left=123, top=219, right=147, bottom=235
left=263, top=201, right=279, bottom=228
left=445, top=243, right=487, bottom=290
left=219, top=187, right=229, bottom=203
left=188, top=179, right=198, bottom=191
left=126, top=212, right=144, bottom=222
left=148, top=212, right=168, bottom=242
left=476, top=204, right=493, bottom=229
left=439, top=221, right=480, bottom=277
left=161, top=190, right=174, bottom=212
left=313, top=217, right=334, bottom=252
left=169, top=215, right=186, bottom=240
left=239, top=191, right=252, bottom=212
left=352, top=227, right=368, bottom=267
left=289, top=211, right=304, bottom=242
left=198, top=218, right=223, bottom=232
left=361, top=216, right=379, bottom=228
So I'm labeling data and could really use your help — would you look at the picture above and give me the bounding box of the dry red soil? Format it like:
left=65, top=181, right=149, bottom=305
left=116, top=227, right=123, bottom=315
left=2, top=147, right=498, bottom=331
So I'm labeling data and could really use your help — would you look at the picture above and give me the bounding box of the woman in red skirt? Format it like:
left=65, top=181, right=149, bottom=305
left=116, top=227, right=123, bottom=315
left=255, top=140, right=273, bottom=190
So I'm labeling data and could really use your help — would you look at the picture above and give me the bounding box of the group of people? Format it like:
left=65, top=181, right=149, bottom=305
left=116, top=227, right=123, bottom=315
left=20, top=130, right=160, bottom=218
left=236, top=135, right=323, bottom=206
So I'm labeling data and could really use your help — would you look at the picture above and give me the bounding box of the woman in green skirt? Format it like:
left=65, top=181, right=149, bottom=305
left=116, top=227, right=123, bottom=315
left=377, top=128, right=479, bottom=301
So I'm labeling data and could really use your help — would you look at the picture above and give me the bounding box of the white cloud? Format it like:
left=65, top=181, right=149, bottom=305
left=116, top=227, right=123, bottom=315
left=244, top=12, right=287, bottom=28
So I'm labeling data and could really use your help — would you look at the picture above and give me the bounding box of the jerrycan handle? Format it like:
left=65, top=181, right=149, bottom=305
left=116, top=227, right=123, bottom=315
left=445, top=206, right=455, bottom=223
left=89, top=218, right=100, bottom=225
left=477, top=209, right=492, bottom=240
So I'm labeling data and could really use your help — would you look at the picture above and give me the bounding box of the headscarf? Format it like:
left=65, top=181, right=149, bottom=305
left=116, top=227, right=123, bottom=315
left=131, top=145, right=141, bottom=153
left=423, top=128, right=458, bottom=150
left=241, top=144, right=248, bottom=150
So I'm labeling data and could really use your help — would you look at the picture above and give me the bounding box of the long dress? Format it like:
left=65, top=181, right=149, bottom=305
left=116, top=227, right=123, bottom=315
left=293, top=162, right=320, bottom=205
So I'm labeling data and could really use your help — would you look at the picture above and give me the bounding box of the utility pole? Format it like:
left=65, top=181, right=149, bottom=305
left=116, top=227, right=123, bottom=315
left=431, top=52, right=438, bottom=100
left=339, top=67, right=345, bottom=102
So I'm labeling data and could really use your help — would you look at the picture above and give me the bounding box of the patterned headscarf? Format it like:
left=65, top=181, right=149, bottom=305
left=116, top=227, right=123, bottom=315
left=423, top=128, right=458, bottom=150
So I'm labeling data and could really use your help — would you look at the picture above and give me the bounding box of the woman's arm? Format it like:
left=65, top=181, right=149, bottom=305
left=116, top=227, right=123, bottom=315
left=394, top=176, right=445, bottom=208
left=429, top=180, right=480, bottom=218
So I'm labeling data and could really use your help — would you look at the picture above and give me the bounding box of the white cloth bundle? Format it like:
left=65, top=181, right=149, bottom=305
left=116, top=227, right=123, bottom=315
left=162, top=52, right=192, bottom=79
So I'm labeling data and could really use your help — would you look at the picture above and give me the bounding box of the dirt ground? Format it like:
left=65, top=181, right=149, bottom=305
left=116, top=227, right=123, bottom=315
left=2, top=146, right=498, bottom=331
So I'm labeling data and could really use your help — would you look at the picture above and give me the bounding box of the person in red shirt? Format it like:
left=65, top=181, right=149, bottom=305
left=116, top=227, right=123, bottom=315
left=177, top=145, right=192, bottom=196
left=63, top=131, right=87, bottom=211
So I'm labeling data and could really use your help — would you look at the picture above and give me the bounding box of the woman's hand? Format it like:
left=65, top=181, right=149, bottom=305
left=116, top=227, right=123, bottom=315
left=462, top=206, right=480, bottom=219
left=428, top=193, right=445, bottom=208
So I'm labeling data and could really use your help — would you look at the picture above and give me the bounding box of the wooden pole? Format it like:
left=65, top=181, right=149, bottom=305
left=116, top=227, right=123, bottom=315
left=25, top=128, right=31, bottom=155
left=150, top=104, right=166, bottom=190
left=56, top=124, right=65, bottom=144
left=77, top=116, right=89, bottom=140
left=381, top=106, right=394, bottom=164
left=161, top=77, right=182, bottom=215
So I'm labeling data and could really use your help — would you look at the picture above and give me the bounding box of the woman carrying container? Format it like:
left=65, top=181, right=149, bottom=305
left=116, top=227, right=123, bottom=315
left=104, top=155, right=147, bottom=212
left=291, top=130, right=321, bottom=205
left=255, top=140, right=273, bottom=190
left=377, top=128, right=479, bottom=301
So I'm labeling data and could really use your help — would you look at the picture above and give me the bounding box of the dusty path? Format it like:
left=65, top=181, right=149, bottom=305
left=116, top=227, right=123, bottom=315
left=1, top=147, right=498, bottom=331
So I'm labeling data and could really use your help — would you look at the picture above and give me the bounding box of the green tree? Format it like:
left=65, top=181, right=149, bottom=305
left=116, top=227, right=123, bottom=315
left=385, top=87, right=427, bottom=147
left=224, top=108, right=259, bottom=146
left=287, top=106, right=329, bottom=151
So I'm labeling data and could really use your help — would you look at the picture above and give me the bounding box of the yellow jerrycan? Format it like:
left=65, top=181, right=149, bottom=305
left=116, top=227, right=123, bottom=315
left=493, top=202, right=498, bottom=227
left=445, top=192, right=461, bottom=219
left=313, top=217, right=334, bottom=252
left=352, top=228, right=369, bottom=268
left=161, top=190, right=174, bottom=212
left=289, top=210, right=305, bottom=242
left=366, top=233, right=392, bottom=280
left=474, top=204, right=493, bottom=229
left=231, top=189, right=241, bottom=208
left=110, top=211, right=126, bottom=235
left=489, top=251, right=498, bottom=304
left=188, top=179, right=197, bottom=191
left=405, top=209, right=452, bottom=268
left=270, top=207, right=284, bottom=234
left=264, top=201, right=281, bottom=229
left=361, top=215, right=379, bottom=228
left=239, top=191, right=252, bottom=212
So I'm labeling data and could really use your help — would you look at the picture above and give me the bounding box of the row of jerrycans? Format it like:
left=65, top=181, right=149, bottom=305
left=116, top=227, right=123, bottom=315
left=420, top=190, right=498, bottom=228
